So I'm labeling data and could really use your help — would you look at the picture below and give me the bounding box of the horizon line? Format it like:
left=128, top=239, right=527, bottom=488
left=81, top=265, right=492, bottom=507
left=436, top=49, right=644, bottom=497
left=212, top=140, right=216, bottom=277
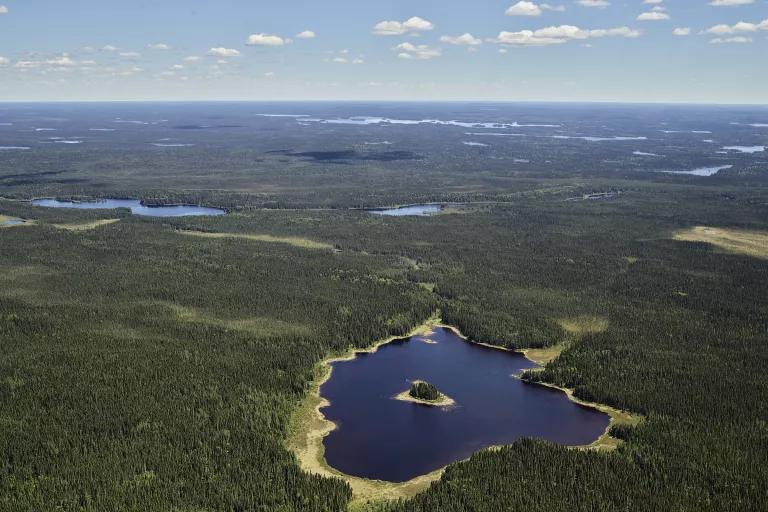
left=1, top=99, right=767, bottom=107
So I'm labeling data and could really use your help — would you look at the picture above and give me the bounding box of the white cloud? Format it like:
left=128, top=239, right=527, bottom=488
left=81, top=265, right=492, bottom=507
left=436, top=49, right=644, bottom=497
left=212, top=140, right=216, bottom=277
left=0, top=56, right=9, bottom=66
left=506, top=1, right=542, bottom=16
left=184, top=56, right=201, bottom=62
left=637, top=11, right=670, bottom=21
left=246, top=33, right=287, bottom=46
left=643, top=0, right=663, bottom=4
left=148, top=43, right=171, bottom=50
left=119, top=52, right=141, bottom=58
left=373, top=16, right=434, bottom=36
left=395, top=42, right=442, bottom=60
left=506, top=0, right=566, bottom=14
left=264, top=71, right=275, bottom=78
left=710, top=36, right=752, bottom=43
left=296, top=30, right=316, bottom=39
left=0, top=6, right=7, bottom=14
left=709, top=0, right=753, bottom=5
left=207, top=47, right=241, bottom=57
left=440, top=33, right=483, bottom=45
left=490, top=24, right=640, bottom=46
left=673, top=27, right=691, bottom=36
left=102, top=45, right=119, bottom=52
left=46, top=54, right=76, bottom=66
left=352, top=58, right=365, bottom=64
left=705, top=20, right=766, bottom=34
left=117, top=66, right=143, bottom=77
left=577, top=0, right=610, bottom=7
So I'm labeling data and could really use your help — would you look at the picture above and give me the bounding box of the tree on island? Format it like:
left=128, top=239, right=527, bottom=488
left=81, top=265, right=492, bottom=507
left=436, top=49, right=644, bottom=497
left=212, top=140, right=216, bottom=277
left=409, top=381, right=441, bottom=401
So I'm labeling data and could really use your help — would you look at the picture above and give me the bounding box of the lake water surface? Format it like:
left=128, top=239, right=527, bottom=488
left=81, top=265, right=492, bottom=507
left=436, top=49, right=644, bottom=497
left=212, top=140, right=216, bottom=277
left=31, top=198, right=225, bottom=217
left=320, top=327, right=609, bottom=482
left=368, top=204, right=442, bottom=216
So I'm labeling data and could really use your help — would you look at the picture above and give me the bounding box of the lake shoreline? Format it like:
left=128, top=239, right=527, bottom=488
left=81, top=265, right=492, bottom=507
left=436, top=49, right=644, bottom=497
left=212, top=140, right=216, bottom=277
left=286, top=316, right=641, bottom=505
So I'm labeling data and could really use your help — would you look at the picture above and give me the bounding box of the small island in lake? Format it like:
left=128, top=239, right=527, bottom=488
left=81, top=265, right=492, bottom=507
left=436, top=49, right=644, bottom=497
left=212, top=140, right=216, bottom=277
left=394, top=380, right=455, bottom=407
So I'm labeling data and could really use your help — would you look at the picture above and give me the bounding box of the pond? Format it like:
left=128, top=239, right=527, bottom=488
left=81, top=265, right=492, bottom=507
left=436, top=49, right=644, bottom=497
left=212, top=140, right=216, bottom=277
left=31, top=198, right=226, bottom=217
left=320, top=327, right=609, bottom=482
left=1, top=218, right=27, bottom=226
left=367, top=204, right=442, bottom=216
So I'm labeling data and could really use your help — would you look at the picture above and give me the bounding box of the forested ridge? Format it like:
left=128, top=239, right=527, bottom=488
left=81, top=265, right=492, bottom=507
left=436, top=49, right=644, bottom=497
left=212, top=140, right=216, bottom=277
left=1, top=179, right=768, bottom=511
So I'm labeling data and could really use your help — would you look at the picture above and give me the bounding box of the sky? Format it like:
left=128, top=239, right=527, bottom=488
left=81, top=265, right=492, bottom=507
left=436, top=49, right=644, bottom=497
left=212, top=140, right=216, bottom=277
left=0, top=1, right=766, bottom=103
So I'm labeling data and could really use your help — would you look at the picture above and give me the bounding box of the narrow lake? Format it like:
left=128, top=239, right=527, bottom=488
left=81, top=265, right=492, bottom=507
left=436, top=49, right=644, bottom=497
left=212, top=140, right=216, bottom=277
left=31, top=198, right=226, bottom=217
left=321, top=327, right=609, bottom=482
left=368, top=204, right=442, bottom=216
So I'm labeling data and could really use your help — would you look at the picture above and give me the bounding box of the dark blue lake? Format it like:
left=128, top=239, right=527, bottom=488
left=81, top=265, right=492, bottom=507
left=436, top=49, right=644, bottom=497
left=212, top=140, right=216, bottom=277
left=31, top=198, right=225, bottom=217
left=320, top=327, right=609, bottom=482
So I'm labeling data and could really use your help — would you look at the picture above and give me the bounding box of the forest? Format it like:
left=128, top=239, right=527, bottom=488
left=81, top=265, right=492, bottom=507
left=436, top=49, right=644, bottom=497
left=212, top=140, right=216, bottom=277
left=1, top=104, right=768, bottom=511
left=409, top=382, right=440, bottom=402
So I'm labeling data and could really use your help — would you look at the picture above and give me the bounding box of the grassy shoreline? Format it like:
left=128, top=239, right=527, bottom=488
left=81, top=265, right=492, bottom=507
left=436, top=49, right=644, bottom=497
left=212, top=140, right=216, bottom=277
left=286, top=317, right=642, bottom=507
left=285, top=314, right=445, bottom=507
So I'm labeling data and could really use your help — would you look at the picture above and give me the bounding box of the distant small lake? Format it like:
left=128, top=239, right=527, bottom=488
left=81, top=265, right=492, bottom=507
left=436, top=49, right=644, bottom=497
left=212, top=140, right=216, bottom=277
left=368, top=204, right=442, bottom=216
left=2, top=218, right=26, bottom=226
left=31, top=199, right=226, bottom=217
left=321, top=327, right=609, bottom=482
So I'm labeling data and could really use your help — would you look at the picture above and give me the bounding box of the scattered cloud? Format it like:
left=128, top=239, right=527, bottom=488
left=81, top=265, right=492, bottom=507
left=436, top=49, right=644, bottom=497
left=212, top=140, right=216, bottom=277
left=705, top=20, right=768, bottom=34
left=117, top=66, right=143, bottom=76
left=576, top=0, right=610, bottom=7
left=119, top=52, right=141, bottom=58
left=506, top=1, right=543, bottom=16
left=184, top=56, right=201, bottom=62
left=643, top=0, right=663, bottom=4
left=709, top=0, right=753, bottom=5
left=373, top=16, right=434, bottom=36
left=46, top=54, right=77, bottom=66
left=490, top=25, right=640, bottom=46
left=711, top=36, right=752, bottom=43
left=506, top=1, right=567, bottom=15
left=396, top=42, right=442, bottom=60
left=296, top=30, right=316, bottom=39
left=207, top=47, right=241, bottom=57
left=0, top=6, right=7, bottom=14
left=0, top=56, right=9, bottom=66
left=440, top=33, right=483, bottom=45
left=102, top=45, right=119, bottom=52
left=246, top=33, right=288, bottom=46
left=637, top=11, right=670, bottom=21
left=148, top=43, right=171, bottom=50
left=673, top=27, right=691, bottom=36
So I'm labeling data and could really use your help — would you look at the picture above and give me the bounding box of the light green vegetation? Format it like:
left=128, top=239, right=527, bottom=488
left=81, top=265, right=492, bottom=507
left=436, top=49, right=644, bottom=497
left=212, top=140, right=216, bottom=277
left=177, top=229, right=334, bottom=250
left=52, top=219, right=121, bottom=231
left=674, top=225, right=768, bottom=260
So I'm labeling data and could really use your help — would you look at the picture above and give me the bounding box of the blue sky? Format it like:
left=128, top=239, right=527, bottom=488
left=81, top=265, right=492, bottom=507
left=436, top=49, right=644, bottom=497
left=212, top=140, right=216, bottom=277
left=0, top=0, right=766, bottom=103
